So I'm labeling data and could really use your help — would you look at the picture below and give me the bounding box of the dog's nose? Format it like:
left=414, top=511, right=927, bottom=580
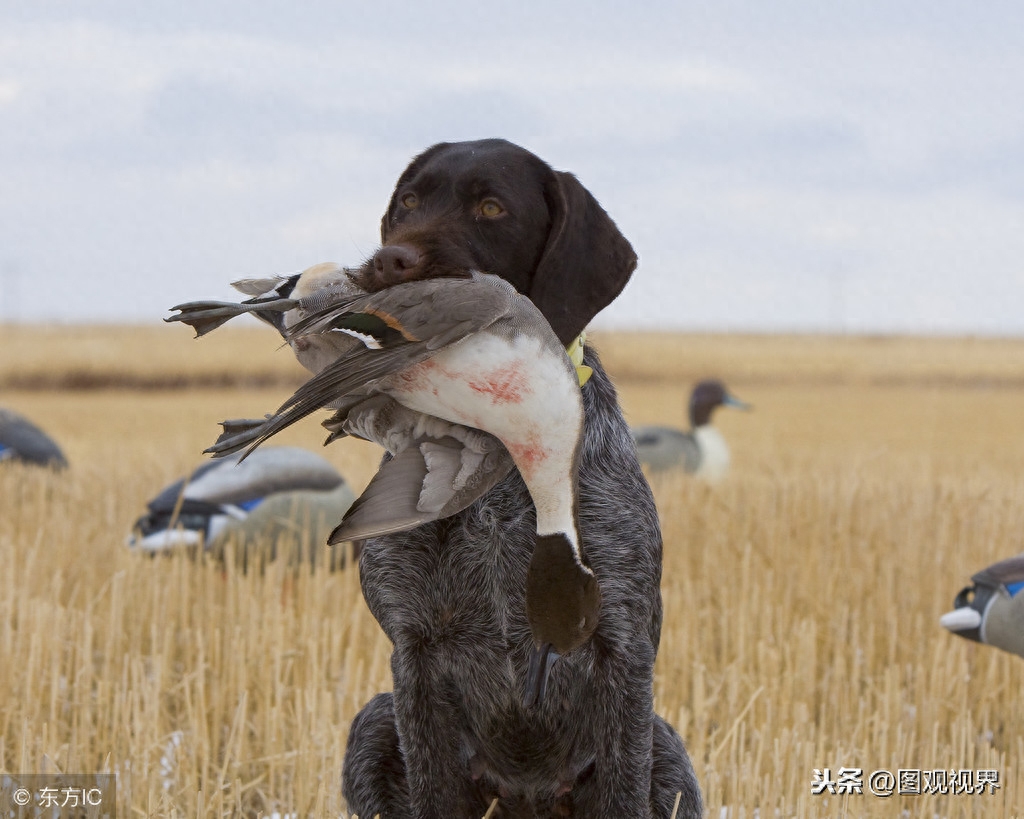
left=373, top=244, right=421, bottom=286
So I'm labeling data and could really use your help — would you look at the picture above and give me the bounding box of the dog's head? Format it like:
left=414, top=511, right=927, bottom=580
left=357, top=138, right=637, bottom=346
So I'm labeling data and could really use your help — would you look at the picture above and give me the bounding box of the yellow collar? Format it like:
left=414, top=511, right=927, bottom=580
left=566, top=332, right=593, bottom=388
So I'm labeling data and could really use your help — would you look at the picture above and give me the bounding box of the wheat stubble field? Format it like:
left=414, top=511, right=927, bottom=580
left=2, top=325, right=1023, bottom=818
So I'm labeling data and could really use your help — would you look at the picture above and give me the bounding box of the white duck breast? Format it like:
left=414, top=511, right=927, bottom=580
left=382, top=329, right=582, bottom=541
left=692, top=425, right=730, bottom=481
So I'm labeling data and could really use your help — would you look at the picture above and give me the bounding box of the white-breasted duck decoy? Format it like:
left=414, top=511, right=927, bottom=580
left=127, top=446, right=356, bottom=568
left=631, top=379, right=749, bottom=480
left=940, top=554, right=1024, bottom=659
left=0, top=407, right=68, bottom=469
left=168, top=270, right=598, bottom=705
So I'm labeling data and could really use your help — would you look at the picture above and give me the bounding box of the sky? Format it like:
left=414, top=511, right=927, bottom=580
left=1, top=1, right=1022, bottom=334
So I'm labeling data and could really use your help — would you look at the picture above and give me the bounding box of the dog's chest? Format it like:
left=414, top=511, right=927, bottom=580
left=360, top=460, right=602, bottom=789
left=360, top=470, right=535, bottom=651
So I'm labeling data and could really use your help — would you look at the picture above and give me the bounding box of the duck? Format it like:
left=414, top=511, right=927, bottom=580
left=940, top=554, right=1024, bottom=659
left=172, top=262, right=517, bottom=538
left=167, top=269, right=599, bottom=703
left=0, top=407, right=68, bottom=469
left=631, top=379, right=749, bottom=480
left=127, top=446, right=356, bottom=568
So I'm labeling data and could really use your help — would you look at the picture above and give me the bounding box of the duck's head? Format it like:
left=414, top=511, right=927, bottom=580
left=523, top=533, right=602, bottom=708
left=940, top=555, right=1024, bottom=659
left=689, top=379, right=750, bottom=428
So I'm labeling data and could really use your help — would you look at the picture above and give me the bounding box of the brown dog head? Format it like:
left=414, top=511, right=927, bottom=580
left=359, top=138, right=637, bottom=345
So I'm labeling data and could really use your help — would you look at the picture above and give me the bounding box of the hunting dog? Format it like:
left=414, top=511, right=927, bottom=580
left=341, top=138, right=701, bottom=818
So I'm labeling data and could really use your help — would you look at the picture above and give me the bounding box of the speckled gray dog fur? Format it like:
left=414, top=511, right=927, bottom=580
left=343, top=349, right=701, bottom=818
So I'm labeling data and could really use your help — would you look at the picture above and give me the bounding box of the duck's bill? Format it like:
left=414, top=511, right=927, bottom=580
left=523, top=642, right=560, bottom=709
left=126, top=528, right=203, bottom=552
left=940, top=607, right=983, bottom=634
left=724, top=394, right=752, bottom=411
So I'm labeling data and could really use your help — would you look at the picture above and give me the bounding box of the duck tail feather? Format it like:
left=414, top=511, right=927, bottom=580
left=166, top=297, right=297, bottom=338
left=204, top=417, right=272, bottom=458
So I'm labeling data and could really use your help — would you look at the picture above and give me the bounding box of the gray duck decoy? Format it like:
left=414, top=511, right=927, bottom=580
left=127, top=446, right=355, bottom=568
left=940, top=554, right=1024, bottom=659
left=631, top=378, right=749, bottom=480
left=0, top=407, right=68, bottom=469
left=168, top=269, right=599, bottom=703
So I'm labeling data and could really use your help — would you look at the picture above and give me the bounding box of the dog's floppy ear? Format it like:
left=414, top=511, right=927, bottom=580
left=380, top=142, right=452, bottom=241
left=530, top=171, right=638, bottom=346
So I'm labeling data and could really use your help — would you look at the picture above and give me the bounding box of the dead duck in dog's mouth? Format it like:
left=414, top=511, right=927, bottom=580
left=168, top=267, right=601, bottom=704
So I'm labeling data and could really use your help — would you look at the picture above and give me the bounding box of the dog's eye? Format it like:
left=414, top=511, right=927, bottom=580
left=479, top=199, right=504, bottom=218
left=400, top=193, right=419, bottom=210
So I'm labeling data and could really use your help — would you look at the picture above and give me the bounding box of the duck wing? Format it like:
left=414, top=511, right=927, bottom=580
left=973, top=555, right=1024, bottom=588
left=327, top=394, right=514, bottom=541
left=205, top=274, right=518, bottom=459
left=632, top=426, right=701, bottom=473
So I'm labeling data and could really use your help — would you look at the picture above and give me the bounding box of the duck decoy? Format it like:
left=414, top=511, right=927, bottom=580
left=631, top=379, right=749, bottom=480
left=940, top=554, right=1024, bottom=659
left=0, top=407, right=68, bottom=469
left=168, top=269, right=599, bottom=704
left=127, top=446, right=356, bottom=568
